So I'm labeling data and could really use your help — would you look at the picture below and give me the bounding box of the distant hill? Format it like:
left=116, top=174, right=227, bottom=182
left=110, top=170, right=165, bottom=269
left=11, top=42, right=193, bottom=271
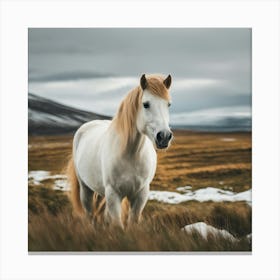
left=28, top=93, right=251, bottom=135
left=28, top=93, right=111, bottom=135
left=170, top=106, right=251, bottom=132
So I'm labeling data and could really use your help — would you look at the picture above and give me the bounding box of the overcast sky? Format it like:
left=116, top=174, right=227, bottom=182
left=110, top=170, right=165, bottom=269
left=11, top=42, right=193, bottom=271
left=28, top=28, right=251, bottom=127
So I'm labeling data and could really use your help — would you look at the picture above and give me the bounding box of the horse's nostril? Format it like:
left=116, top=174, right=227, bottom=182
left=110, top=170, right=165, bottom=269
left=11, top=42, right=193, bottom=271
left=156, top=131, right=164, bottom=141
left=168, top=132, right=173, bottom=140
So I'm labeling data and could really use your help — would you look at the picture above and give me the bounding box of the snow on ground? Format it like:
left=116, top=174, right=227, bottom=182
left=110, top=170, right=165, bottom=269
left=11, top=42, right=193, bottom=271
left=28, top=170, right=69, bottom=191
left=176, top=186, right=192, bottom=192
left=181, top=222, right=237, bottom=241
left=149, top=187, right=251, bottom=205
left=53, top=179, right=70, bottom=191
left=28, top=171, right=50, bottom=185
left=28, top=171, right=251, bottom=205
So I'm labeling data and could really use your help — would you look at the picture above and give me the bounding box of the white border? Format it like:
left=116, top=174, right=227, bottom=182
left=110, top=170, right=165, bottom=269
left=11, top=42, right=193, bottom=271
left=1, top=0, right=279, bottom=279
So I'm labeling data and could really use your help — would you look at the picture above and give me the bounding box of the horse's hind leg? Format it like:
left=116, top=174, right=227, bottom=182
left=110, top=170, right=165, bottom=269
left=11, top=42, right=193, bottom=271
left=79, top=179, right=94, bottom=217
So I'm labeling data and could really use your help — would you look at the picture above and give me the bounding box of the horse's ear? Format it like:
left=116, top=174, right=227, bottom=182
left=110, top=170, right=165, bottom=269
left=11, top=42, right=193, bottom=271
left=140, top=74, right=147, bottom=90
left=163, top=74, right=172, bottom=89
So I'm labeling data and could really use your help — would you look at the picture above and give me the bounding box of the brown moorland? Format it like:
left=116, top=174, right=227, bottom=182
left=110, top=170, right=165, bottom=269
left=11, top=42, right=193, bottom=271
left=28, top=130, right=252, bottom=251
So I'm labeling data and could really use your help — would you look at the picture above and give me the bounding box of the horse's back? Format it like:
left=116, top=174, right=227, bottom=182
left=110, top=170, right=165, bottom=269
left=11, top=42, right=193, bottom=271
left=73, top=119, right=111, bottom=194
left=73, top=120, right=111, bottom=151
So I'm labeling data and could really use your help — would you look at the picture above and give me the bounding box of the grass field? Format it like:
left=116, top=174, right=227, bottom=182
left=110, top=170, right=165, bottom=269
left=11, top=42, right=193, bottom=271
left=28, top=130, right=252, bottom=252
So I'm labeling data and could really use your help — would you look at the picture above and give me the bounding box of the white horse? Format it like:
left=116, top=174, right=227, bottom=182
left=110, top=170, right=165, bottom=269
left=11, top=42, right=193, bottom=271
left=67, top=74, right=173, bottom=228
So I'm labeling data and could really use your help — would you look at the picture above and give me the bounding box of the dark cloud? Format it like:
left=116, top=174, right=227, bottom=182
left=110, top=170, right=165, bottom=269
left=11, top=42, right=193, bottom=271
left=28, top=28, right=251, bottom=120
left=28, top=28, right=251, bottom=80
left=29, top=70, right=113, bottom=82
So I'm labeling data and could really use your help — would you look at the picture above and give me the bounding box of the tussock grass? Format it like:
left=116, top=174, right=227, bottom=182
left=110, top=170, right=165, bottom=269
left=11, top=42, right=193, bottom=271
left=28, top=187, right=251, bottom=252
left=28, top=185, right=70, bottom=215
left=28, top=206, right=251, bottom=252
left=29, top=216, right=251, bottom=252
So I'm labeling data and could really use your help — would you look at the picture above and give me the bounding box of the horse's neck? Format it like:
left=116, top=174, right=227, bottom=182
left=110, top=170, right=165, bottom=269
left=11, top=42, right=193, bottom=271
left=110, top=122, right=146, bottom=158
left=126, top=130, right=146, bottom=156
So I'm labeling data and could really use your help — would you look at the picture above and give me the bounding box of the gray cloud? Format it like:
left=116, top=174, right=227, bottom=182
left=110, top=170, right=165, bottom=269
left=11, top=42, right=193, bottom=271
left=29, top=70, right=114, bottom=82
left=28, top=28, right=251, bottom=121
left=29, top=28, right=251, bottom=79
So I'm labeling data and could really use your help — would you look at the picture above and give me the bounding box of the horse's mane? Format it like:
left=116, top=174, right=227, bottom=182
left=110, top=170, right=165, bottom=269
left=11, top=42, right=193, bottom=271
left=113, top=75, right=170, bottom=154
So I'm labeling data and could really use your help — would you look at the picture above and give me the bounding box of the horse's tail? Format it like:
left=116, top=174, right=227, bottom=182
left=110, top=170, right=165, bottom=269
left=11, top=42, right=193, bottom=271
left=66, top=156, right=84, bottom=215
left=66, top=156, right=103, bottom=218
left=121, top=198, right=130, bottom=228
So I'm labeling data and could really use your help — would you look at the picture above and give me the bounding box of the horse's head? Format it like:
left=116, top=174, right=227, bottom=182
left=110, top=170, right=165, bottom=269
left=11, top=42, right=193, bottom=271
left=137, top=74, right=173, bottom=150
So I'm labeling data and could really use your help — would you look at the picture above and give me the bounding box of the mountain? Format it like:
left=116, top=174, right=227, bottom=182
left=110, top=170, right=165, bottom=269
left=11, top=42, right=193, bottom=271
left=28, top=93, right=111, bottom=135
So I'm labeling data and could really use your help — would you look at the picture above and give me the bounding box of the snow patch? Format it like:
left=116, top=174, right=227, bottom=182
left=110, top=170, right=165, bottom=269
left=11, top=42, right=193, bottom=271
left=176, top=186, right=192, bottom=192
left=28, top=170, right=50, bottom=185
left=28, top=170, right=252, bottom=203
left=181, top=222, right=237, bottom=241
left=149, top=187, right=251, bottom=205
left=53, top=179, right=70, bottom=191
left=28, top=170, right=69, bottom=191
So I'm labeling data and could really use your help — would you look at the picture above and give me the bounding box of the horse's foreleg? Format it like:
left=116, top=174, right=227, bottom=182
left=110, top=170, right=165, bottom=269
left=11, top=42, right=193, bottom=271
left=104, top=185, right=123, bottom=228
left=128, top=186, right=149, bottom=225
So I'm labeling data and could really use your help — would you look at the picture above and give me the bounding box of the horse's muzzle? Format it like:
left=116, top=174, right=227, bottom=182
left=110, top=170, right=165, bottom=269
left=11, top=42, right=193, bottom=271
left=155, top=130, right=173, bottom=149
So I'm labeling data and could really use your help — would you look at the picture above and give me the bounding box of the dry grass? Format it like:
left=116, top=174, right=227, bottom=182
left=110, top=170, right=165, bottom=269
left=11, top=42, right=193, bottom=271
left=28, top=130, right=252, bottom=252
left=153, top=131, right=251, bottom=192
left=28, top=134, right=72, bottom=172
left=29, top=215, right=251, bottom=252
left=28, top=186, right=251, bottom=252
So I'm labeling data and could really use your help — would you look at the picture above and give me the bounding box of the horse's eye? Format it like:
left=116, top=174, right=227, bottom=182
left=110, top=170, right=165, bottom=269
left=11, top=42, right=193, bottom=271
left=168, top=102, right=171, bottom=107
left=143, top=102, right=150, bottom=109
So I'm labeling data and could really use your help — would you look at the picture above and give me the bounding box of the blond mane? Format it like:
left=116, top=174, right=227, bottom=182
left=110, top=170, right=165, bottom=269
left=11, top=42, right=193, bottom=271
left=113, top=75, right=170, bottom=154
